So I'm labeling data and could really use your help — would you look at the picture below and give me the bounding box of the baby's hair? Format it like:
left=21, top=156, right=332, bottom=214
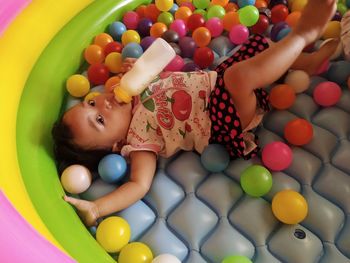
left=52, top=119, right=113, bottom=174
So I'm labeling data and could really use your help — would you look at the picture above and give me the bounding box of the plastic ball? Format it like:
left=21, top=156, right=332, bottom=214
left=156, top=0, right=174, bottom=11
left=104, top=41, right=123, bottom=56
left=152, top=254, right=181, bottom=263
left=272, top=190, right=308, bottom=224
left=136, top=5, right=147, bottom=18
left=192, top=27, right=212, bottom=47
left=150, top=22, right=168, bottom=38
left=118, top=242, right=153, bottom=263
left=122, top=42, right=143, bottom=59
left=193, top=0, right=210, bottom=9
left=313, top=81, right=342, bottom=107
left=104, top=76, right=121, bottom=93
left=161, top=29, right=180, bottom=43
left=222, top=255, right=252, bottom=263
left=276, top=27, right=291, bottom=41
left=164, top=55, right=185, bottom=71
left=158, top=11, right=174, bottom=26
left=179, top=36, right=197, bottom=58
left=145, top=3, right=161, bottom=22
left=212, top=0, right=229, bottom=7
left=98, top=154, right=127, bottom=183
left=193, top=8, right=207, bottom=18
left=337, top=2, right=348, bottom=15
left=229, top=24, right=249, bottom=45
left=180, top=2, right=195, bottom=12
left=240, top=165, right=272, bottom=197
left=169, top=42, right=182, bottom=55
left=254, top=0, right=267, bottom=8
left=291, top=0, right=307, bottom=12
left=205, top=17, right=224, bottom=37
left=200, top=144, right=230, bottom=172
left=170, top=19, right=188, bottom=37
left=137, top=18, right=153, bottom=37
left=193, top=47, right=214, bottom=68
left=140, top=36, right=156, bottom=52
left=84, top=44, right=105, bottom=65
left=175, top=6, right=192, bottom=22
left=322, top=21, right=341, bottom=39
left=238, top=5, right=259, bottom=26
left=284, top=70, right=310, bottom=93
left=207, top=5, right=226, bottom=19
left=105, top=52, right=123, bottom=73
left=327, top=60, right=350, bottom=85
left=285, top=11, right=301, bottom=28
left=269, top=84, right=296, bottom=110
left=109, top=21, right=127, bottom=41
left=96, top=216, right=131, bottom=253
left=208, top=36, right=234, bottom=57
left=237, top=0, right=255, bottom=7
left=123, top=11, right=140, bottom=29
left=271, top=4, right=289, bottom=24
left=121, top=30, right=141, bottom=45
left=60, top=165, right=92, bottom=194
left=251, top=14, right=270, bottom=35
left=94, top=33, right=114, bottom=49
left=262, top=141, right=293, bottom=171
left=270, top=21, right=289, bottom=42
left=284, top=118, right=313, bottom=146
left=187, top=13, right=206, bottom=32
left=223, top=11, right=240, bottom=31
left=169, top=3, right=179, bottom=14
left=87, top=64, right=110, bottom=85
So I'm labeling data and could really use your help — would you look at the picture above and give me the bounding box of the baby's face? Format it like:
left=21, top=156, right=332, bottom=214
left=63, top=93, right=132, bottom=150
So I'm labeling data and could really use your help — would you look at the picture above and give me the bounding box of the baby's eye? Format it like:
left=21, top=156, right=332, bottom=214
left=96, top=115, right=104, bottom=125
left=88, top=100, right=95, bottom=106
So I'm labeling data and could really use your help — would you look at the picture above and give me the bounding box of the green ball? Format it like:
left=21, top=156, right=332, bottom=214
left=240, top=165, right=272, bottom=197
left=238, top=5, right=259, bottom=27
left=222, top=255, right=253, bottom=263
left=207, top=5, right=226, bottom=19
left=158, top=11, right=174, bottom=26
left=193, top=0, right=210, bottom=9
left=337, top=2, right=348, bottom=15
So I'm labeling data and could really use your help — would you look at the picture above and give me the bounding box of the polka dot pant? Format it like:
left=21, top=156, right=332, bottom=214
left=208, top=34, right=270, bottom=160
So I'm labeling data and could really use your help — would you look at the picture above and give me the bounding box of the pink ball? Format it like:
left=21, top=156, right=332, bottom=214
left=205, top=18, right=224, bottom=38
left=262, top=141, right=293, bottom=171
left=170, top=19, right=188, bottom=38
left=229, top=24, right=249, bottom=45
left=123, top=11, right=140, bottom=30
left=164, top=55, right=185, bottom=71
left=313, top=81, right=342, bottom=107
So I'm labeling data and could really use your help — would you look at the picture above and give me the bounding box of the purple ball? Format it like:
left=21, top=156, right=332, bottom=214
left=270, top=21, right=289, bottom=42
left=332, top=11, right=342, bottom=21
left=140, top=36, right=155, bottom=51
left=137, top=18, right=153, bottom=37
left=179, top=37, right=197, bottom=58
left=182, top=62, right=201, bottom=72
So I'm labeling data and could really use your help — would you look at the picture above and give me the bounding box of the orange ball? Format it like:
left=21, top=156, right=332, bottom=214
left=285, top=11, right=301, bottom=28
left=255, top=0, right=268, bottom=9
left=94, top=33, right=114, bottom=49
left=223, top=11, right=240, bottom=31
left=105, top=76, right=121, bottom=93
left=284, top=118, right=313, bottom=146
left=211, top=0, right=229, bottom=7
left=136, top=5, right=147, bottom=18
left=192, top=27, right=211, bottom=47
left=84, top=44, right=105, bottom=64
left=175, top=6, right=192, bottom=22
left=145, top=3, right=161, bottom=22
left=225, top=2, right=238, bottom=12
left=150, top=22, right=168, bottom=38
left=176, top=0, right=191, bottom=5
left=269, top=84, right=296, bottom=110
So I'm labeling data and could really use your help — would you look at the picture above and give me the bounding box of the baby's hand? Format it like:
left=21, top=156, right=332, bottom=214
left=64, top=195, right=99, bottom=226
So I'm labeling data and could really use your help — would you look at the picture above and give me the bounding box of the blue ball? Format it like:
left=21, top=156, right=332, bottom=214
left=121, top=42, right=143, bottom=59
left=237, top=0, right=256, bottom=8
left=276, top=27, right=291, bottom=42
left=109, top=21, right=127, bottom=41
left=98, top=154, right=127, bottom=183
left=169, top=3, right=179, bottom=15
left=201, top=144, right=230, bottom=173
left=327, top=61, right=350, bottom=85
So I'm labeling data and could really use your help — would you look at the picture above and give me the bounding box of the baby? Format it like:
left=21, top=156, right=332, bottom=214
left=52, top=0, right=337, bottom=226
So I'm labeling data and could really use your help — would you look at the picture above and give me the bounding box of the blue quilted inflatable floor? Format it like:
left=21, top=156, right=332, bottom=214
left=80, top=72, right=350, bottom=262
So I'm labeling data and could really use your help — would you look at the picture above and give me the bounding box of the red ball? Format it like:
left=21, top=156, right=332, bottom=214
left=104, top=41, right=123, bottom=55
left=271, top=4, right=289, bottom=24
left=284, top=118, right=313, bottom=146
left=187, top=14, right=206, bottom=32
left=193, top=47, right=214, bottom=69
left=87, top=64, right=110, bottom=85
left=251, top=14, right=270, bottom=35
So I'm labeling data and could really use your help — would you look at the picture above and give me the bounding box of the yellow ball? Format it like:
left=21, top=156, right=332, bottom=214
left=322, top=21, right=341, bottom=39
left=96, top=216, right=131, bottom=253
left=291, top=0, right=307, bottom=12
left=66, top=74, right=90, bottom=97
left=118, top=242, right=153, bottom=263
left=272, top=190, right=308, bottom=225
left=84, top=91, right=101, bottom=102
left=105, top=52, right=123, bottom=73
left=155, top=0, right=174, bottom=12
left=122, top=30, right=141, bottom=45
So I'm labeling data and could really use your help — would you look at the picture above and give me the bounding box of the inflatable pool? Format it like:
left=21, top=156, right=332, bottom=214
left=1, top=0, right=350, bottom=262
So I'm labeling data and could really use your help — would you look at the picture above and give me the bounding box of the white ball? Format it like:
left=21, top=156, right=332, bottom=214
left=61, top=164, right=92, bottom=194
left=285, top=70, right=310, bottom=93
left=152, top=254, right=181, bottom=263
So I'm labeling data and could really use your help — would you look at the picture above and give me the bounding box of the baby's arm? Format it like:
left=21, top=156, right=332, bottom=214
left=65, top=151, right=156, bottom=226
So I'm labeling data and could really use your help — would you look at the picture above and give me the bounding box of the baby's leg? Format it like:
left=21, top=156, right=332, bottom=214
left=223, top=0, right=337, bottom=129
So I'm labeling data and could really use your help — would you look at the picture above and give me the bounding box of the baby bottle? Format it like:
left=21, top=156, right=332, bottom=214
left=114, top=38, right=176, bottom=103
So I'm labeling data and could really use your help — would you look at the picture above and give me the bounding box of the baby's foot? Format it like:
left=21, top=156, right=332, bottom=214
left=294, top=0, right=337, bottom=46
left=306, top=38, right=340, bottom=75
